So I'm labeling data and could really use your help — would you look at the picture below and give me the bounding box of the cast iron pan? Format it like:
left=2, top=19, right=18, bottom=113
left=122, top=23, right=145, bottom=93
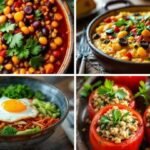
left=77, top=77, right=148, bottom=150
left=87, top=0, right=150, bottom=73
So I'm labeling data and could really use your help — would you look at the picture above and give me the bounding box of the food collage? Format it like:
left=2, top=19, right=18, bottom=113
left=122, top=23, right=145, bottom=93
left=0, top=0, right=149, bottom=150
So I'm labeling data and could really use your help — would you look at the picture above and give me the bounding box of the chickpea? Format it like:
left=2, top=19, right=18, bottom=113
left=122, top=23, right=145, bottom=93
left=21, top=26, right=30, bottom=34
left=96, top=26, right=104, bottom=33
left=3, top=6, right=11, bottom=15
left=50, top=42, right=57, bottom=49
left=51, top=21, right=58, bottom=28
left=39, top=36, right=48, bottom=45
left=28, top=67, right=35, bottom=74
left=117, top=31, right=128, bottom=38
left=44, top=63, right=54, bottom=74
left=112, top=43, right=121, bottom=51
left=19, top=21, right=25, bottom=28
left=49, top=55, right=55, bottom=63
left=14, top=11, right=24, bottom=22
left=136, top=47, right=147, bottom=58
left=5, top=64, right=13, bottom=70
left=142, top=29, right=150, bottom=37
left=7, top=0, right=14, bottom=6
left=0, top=15, right=7, bottom=24
left=12, top=56, right=20, bottom=65
left=28, top=26, right=34, bottom=32
left=20, top=68, right=26, bottom=74
left=0, top=56, right=4, bottom=64
left=13, top=70, right=19, bottom=74
left=54, top=13, right=63, bottom=21
left=54, top=37, right=63, bottom=46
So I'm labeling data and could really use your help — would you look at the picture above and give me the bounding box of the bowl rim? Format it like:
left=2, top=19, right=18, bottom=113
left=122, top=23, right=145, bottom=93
left=0, top=77, right=69, bottom=140
left=57, top=0, right=74, bottom=74
left=87, top=5, right=150, bottom=65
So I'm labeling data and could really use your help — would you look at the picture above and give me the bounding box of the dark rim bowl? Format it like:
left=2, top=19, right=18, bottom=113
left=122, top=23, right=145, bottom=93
left=0, top=77, right=69, bottom=148
left=87, top=5, right=150, bottom=73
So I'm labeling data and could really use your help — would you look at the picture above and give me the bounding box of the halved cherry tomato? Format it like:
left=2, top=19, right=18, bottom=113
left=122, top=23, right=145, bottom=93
left=90, top=104, right=144, bottom=150
left=106, top=76, right=148, bottom=92
left=104, top=17, right=112, bottom=23
left=88, top=84, right=135, bottom=119
left=0, top=50, right=6, bottom=57
left=143, top=106, right=150, bottom=144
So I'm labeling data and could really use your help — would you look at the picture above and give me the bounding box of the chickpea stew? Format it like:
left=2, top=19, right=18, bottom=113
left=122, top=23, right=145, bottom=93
left=97, top=106, right=139, bottom=143
left=0, top=0, right=70, bottom=74
left=93, top=12, right=150, bottom=63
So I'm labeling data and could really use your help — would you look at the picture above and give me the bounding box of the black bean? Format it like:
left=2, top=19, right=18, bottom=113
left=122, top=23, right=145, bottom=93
left=119, top=38, right=128, bottom=46
left=93, top=34, right=100, bottom=40
left=32, top=21, right=41, bottom=29
left=140, top=41, right=149, bottom=49
left=24, top=6, right=33, bottom=15
left=103, top=39, right=110, bottom=44
left=42, top=28, right=49, bottom=36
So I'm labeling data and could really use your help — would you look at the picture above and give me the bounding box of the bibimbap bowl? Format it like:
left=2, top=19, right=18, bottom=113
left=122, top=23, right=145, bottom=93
left=0, top=77, right=69, bottom=149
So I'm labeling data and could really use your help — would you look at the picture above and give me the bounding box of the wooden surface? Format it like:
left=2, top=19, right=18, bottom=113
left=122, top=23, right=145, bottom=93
left=28, top=77, right=74, bottom=150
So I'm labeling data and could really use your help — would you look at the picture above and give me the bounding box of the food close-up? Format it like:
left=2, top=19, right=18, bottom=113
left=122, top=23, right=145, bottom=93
left=77, top=76, right=150, bottom=150
left=77, top=0, right=150, bottom=73
left=0, top=77, right=74, bottom=150
left=0, top=0, right=73, bottom=74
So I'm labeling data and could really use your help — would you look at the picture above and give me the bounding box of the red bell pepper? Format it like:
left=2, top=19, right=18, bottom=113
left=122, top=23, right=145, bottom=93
left=89, top=104, right=144, bottom=150
left=143, top=106, right=150, bottom=144
left=88, top=84, right=135, bottom=119
left=106, top=76, right=148, bottom=92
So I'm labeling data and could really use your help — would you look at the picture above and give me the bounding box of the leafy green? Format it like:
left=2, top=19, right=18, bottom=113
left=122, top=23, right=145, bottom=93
left=0, top=22, right=16, bottom=33
left=80, top=81, right=102, bottom=98
left=33, top=99, right=61, bottom=118
left=0, top=126, right=17, bottom=136
left=137, top=23, right=146, bottom=35
left=98, top=80, right=127, bottom=99
left=35, top=10, right=42, bottom=20
left=115, top=19, right=127, bottom=27
left=135, top=81, right=150, bottom=105
left=29, top=56, right=44, bottom=68
left=112, top=109, right=121, bottom=125
left=0, top=0, right=5, bottom=13
left=16, top=127, right=41, bottom=135
left=34, top=91, right=46, bottom=101
left=4, top=33, right=23, bottom=48
left=2, top=84, right=34, bottom=99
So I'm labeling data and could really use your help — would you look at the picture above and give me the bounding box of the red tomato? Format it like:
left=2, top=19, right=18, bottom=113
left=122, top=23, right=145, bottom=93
left=0, top=50, right=6, bottom=57
left=125, top=52, right=132, bottom=60
left=114, top=26, right=120, bottom=33
left=88, top=84, right=135, bottom=119
left=143, top=106, right=150, bottom=144
left=106, top=76, right=148, bottom=92
left=104, top=17, right=112, bottom=23
left=90, top=105, right=144, bottom=150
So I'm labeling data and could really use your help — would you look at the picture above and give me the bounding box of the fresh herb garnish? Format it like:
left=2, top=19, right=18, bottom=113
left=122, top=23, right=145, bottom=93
left=135, top=81, right=150, bottom=105
left=98, top=80, right=127, bottom=99
left=35, top=10, right=42, bottom=20
left=115, top=19, right=127, bottom=27
left=0, top=0, right=5, bottom=13
left=29, top=56, right=44, bottom=68
left=136, top=23, right=146, bottom=35
left=112, top=109, right=121, bottom=125
left=0, top=22, right=16, bottom=33
left=80, top=81, right=102, bottom=98
left=0, top=126, right=17, bottom=136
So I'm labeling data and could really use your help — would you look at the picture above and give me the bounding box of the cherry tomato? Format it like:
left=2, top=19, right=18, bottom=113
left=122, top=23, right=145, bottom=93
left=143, top=106, right=150, bottom=144
left=106, top=76, right=148, bottom=92
left=104, top=17, right=112, bottom=23
left=90, top=105, right=144, bottom=150
left=88, top=84, right=135, bottom=119
left=114, top=26, right=120, bottom=33
left=0, top=50, right=6, bottom=57
left=125, top=52, right=132, bottom=60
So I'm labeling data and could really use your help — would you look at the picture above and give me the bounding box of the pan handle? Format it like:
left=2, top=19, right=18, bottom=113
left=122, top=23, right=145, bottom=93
left=104, top=0, right=133, bottom=11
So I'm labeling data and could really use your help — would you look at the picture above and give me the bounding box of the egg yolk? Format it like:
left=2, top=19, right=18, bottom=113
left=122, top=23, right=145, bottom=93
left=2, top=99, right=27, bottom=113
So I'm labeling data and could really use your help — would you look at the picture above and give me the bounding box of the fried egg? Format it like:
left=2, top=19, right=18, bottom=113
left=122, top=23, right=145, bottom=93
left=0, top=97, right=38, bottom=123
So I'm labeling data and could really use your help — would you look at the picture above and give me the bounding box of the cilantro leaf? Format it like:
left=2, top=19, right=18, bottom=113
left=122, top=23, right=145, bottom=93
left=30, top=56, right=44, bottom=68
left=35, top=10, right=42, bottom=20
left=115, top=19, right=127, bottom=27
left=115, top=89, right=127, bottom=99
left=0, top=0, right=5, bottom=13
left=4, top=33, right=23, bottom=48
left=112, top=109, right=121, bottom=125
left=0, top=22, right=15, bottom=33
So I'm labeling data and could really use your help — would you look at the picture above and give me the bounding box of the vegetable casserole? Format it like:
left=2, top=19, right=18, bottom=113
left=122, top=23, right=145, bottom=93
left=92, top=12, right=150, bottom=63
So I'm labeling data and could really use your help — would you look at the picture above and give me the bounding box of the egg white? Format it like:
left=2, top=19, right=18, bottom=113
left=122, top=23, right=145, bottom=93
left=0, top=97, right=38, bottom=123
